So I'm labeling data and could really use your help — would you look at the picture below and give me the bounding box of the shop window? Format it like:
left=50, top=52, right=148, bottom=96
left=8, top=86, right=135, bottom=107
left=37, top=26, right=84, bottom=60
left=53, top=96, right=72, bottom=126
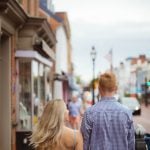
left=39, top=64, right=45, bottom=101
left=45, top=67, right=51, bottom=102
left=18, top=60, right=32, bottom=130
left=32, top=62, right=51, bottom=125
left=17, top=59, right=51, bottom=130
left=32, top=61, right=39, bottom=125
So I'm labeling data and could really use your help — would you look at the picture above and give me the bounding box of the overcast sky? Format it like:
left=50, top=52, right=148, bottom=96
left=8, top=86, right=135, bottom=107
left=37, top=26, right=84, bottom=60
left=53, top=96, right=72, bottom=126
left=54, top=0, right=150, bottom=83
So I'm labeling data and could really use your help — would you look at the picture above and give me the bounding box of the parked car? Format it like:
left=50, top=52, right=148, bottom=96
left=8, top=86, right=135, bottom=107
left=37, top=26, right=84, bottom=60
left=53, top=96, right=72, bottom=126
left=120, top=97, right=141, bottom=115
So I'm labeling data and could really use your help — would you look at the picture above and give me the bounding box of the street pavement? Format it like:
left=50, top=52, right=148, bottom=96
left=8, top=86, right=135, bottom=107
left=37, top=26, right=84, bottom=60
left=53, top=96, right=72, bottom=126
left=133, top=104, right=150, bottom=133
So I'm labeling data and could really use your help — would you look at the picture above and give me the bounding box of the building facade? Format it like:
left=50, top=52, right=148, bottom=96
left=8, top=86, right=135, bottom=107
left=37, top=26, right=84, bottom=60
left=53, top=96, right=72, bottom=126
left=114, top=55, right=150, bottom=98
left=39, top=0, right=74, bottom=103
left=53, top=12, right=72, bottom=102
left=0, top=0, right=56, bottom=149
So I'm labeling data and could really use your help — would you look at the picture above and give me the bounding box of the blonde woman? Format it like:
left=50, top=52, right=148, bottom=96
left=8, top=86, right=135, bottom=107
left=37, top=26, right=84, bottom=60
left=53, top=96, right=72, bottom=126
left=30, top=99, right=83, bottom=150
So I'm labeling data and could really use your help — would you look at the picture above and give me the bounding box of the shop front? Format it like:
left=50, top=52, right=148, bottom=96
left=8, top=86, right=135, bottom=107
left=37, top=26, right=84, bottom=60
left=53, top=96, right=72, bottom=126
left=0, top=1, right=56, bottom=149
left=0, top=1, right=29, bottom=149
left=15, top=17, right=55, bottom=149
left=15, top=51, right=53, bottom=131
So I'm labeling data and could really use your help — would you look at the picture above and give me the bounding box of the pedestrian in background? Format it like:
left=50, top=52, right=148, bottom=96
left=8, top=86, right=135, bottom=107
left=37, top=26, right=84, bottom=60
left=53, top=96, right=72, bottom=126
left=81, top=72, right=135, bottom=150
left=82, top=91, right=93, bottom=113
left=30, top=99, right=83, bottom=150
left=68, top=92, right=83, bottom=129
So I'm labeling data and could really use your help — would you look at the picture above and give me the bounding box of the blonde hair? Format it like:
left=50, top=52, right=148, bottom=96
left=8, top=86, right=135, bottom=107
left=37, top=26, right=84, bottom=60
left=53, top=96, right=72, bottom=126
left=98, top=72, right=117, bottom=92
left=30, top=99, right=66, bottom=149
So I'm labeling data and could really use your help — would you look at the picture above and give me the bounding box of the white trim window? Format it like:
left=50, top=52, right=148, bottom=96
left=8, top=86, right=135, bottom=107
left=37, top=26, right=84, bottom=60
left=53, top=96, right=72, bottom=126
left=16, top=51, right=52, bottom=131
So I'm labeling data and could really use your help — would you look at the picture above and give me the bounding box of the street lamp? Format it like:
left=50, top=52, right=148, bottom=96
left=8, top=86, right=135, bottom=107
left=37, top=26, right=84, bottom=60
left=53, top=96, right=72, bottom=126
left=90, top=46, right=97, bottom=105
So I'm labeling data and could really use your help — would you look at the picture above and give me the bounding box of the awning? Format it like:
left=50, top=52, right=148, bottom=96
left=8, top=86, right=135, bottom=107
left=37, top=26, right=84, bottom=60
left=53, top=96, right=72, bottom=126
left=15, top=50, right=53, bottom=67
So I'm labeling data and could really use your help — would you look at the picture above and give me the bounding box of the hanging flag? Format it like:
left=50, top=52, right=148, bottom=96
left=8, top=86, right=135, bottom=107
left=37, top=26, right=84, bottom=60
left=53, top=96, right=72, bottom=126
left=104, top=49, right=112, bottom=63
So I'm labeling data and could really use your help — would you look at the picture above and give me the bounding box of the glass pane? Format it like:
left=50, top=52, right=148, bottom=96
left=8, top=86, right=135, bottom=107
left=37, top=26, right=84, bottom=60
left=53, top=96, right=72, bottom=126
left=39, top=63, right=45, bottom=116
left=45, top=67, right=51, bottom=102
left=18, top=59, right=32, bottom=130
left=32, top=61, right=39, bottom=125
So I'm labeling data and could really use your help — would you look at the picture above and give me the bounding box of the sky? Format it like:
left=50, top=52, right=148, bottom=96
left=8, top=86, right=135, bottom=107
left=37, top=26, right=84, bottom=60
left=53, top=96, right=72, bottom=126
left=54, top=0, right=150, bottom=83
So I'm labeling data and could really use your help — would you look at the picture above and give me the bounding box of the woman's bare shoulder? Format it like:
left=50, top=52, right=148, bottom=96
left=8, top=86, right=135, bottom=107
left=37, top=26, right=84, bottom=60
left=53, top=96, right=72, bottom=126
left=63, top=127, right=82, bottom=140
left=62, top=126, right=74, bottom=141
left=63, top=126, right=81, bottom=134
left=63, top=126, right=83, bottom=150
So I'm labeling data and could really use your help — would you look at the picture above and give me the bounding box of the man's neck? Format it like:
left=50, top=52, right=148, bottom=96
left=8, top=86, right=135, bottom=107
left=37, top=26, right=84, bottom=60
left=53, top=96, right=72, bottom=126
left=101, top=91, right=115, bottom=97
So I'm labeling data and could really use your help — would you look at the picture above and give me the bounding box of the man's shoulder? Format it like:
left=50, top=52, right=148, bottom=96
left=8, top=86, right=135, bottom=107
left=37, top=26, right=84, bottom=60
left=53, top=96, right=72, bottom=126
left=84, top=103, right=101, bottom=117
left=116, top=101, right=131, bottom=111
left=85, top=100, right=132, bottom=115
left=98, top=100, right=132, bottom=115
left=83, top=105, right=95, bottom=117
left=113, top=102, right=133, bottom=118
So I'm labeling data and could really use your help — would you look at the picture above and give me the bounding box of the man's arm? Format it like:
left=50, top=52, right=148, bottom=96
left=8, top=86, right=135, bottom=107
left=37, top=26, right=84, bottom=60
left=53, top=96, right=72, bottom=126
left=80, top=110, right=92, bottom=150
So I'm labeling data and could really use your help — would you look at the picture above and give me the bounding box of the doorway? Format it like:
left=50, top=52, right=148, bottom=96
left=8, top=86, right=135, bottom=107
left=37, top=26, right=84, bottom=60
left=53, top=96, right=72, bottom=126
left=0, top=33, right=11, bottom=150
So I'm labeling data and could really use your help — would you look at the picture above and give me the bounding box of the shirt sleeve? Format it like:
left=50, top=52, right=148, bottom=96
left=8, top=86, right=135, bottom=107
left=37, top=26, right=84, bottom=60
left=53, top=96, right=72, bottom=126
left=127, top=113, right=135, bottom=150
left=80, top=110, right=93, bottom=150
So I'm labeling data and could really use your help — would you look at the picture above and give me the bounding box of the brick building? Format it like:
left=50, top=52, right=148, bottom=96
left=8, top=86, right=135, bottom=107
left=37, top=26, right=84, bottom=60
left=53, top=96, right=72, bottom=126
left=39, top=0, right=74, bottom=103
left=0, top=0, right=56, bottom=149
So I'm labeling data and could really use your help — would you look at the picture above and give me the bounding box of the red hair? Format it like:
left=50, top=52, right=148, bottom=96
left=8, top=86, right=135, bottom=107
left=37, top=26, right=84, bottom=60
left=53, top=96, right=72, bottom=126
left=98, top=72, right=117, bottom=92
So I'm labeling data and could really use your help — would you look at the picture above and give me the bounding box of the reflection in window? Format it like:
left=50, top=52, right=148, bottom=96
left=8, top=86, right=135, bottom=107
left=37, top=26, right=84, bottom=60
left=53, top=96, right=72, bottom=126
left=39, top=63, right=45, bottom=102
left=32, top=61, right=39, bottom=125
left=18, top=60, right=32, bottom=130
left=45, top=67, right=51, bottom=101
left=18, top=59, right=51, bottom=130
left=38, top=64, right=45, bottom=117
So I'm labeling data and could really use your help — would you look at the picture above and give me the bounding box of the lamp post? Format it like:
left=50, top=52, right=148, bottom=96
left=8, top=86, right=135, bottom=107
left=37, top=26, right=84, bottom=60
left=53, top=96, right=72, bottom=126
left=90, top=46, right=97, bottom=105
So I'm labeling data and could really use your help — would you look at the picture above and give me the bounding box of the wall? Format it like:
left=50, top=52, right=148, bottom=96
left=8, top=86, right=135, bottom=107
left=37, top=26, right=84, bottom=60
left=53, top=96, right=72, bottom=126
left=21, top=0, right=39, bottom=16
left=54, top=26, right=68, bottom=99
left=0, top=33, right=11, bottom=150
left=55, top=26, right=67, bottom=73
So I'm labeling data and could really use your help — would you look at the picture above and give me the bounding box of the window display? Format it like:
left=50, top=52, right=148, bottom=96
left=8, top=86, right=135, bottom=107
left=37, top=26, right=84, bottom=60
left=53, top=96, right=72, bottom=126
left=18, top=59, right=52, bottom=130
left=45, top=67, right=51, bottom=102
left=18, top=60, right=32, bottom=130
left=32, top=61, right=39, bottom=125
left=39, top=63, right=45, bottom=102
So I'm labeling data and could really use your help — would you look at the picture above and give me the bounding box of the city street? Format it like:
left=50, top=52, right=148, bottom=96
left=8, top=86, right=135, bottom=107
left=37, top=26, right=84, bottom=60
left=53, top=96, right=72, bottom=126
left=133, top=104, right=150, bottom=133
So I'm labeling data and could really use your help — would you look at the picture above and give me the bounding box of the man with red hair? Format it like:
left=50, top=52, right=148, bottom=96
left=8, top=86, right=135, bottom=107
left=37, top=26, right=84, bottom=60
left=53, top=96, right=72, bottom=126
left=81, top=72, right=135, bottom=150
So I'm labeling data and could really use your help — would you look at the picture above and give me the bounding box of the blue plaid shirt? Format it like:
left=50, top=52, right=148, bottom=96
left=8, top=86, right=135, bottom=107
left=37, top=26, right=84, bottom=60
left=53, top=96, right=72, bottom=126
left=81, top=97, right=135, bottom=150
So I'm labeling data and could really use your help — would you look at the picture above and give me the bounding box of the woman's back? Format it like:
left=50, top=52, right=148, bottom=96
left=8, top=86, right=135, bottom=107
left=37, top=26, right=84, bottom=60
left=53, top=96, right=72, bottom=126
left=30, top=100, right=83, bottom=150
left=52, top=126, right=82, bottom=150
left=37, top=126, right=83, bottom=150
